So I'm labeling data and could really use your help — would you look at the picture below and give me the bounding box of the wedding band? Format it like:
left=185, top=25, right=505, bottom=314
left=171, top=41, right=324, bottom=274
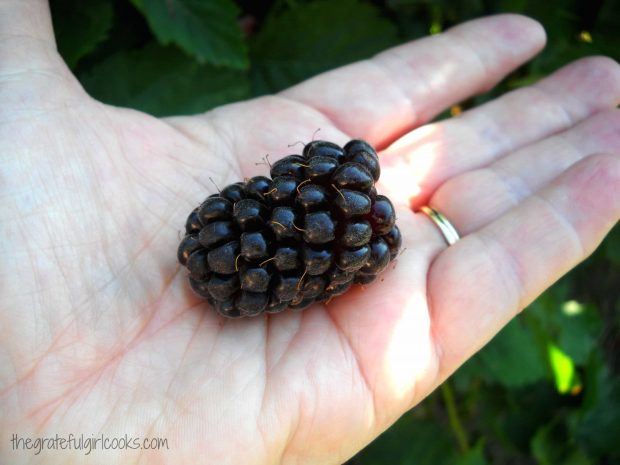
left=419, top=206, right=460, bottom=246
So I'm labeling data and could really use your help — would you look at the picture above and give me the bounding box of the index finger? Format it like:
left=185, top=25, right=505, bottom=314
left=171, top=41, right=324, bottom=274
left=281, top=14, right=546, bottom=148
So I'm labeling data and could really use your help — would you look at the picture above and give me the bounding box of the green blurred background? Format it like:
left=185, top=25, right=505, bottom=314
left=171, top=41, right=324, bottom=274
left=48, top=0, right=619, bottom=463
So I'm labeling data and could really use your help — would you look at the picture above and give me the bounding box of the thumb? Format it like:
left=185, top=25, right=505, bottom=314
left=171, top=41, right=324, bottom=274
left=0, top=0, right=83, bottom=104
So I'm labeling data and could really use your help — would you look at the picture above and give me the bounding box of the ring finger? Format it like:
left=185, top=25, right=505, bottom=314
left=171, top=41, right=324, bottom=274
left=429, top=109, right=620, bottom=236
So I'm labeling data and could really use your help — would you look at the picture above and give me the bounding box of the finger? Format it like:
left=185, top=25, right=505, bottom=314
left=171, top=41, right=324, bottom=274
left=428, top=153, right=620, bottom=381
left=380, top=57, right=620, bottom=208
left=281, top=14, right=545, bottom=148
left=0, top=0, right=59, bottom=73
left=431, top=109, right=620, bottom=235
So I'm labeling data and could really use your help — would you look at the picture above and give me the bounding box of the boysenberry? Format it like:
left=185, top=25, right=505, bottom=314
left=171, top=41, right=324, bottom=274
left=178, top=139, right=401, bottom=317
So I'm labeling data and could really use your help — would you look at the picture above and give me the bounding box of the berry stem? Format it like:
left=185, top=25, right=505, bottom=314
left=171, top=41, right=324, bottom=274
left=297, top=267, right=308, bottom=290
left=331, top=183, right=345, bottom=201
left=259, top=257, right=276, bottom=267
left=208, top=176, right=221, bottom=193
left=269, top=220, right=287, bottom=230
left=287, top=140, right=305, bottom=148
left=292, top=222, right=306, bottom=233
left=296, top=179, right=311, bottom=194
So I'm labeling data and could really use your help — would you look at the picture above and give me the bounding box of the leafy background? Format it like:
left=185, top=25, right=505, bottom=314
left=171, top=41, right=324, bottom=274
left=48, top=0, right=619, bottom=463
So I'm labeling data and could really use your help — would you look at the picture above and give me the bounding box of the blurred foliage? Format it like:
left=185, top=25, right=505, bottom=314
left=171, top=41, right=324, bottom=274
left=49, top=0, right=619, bottom=464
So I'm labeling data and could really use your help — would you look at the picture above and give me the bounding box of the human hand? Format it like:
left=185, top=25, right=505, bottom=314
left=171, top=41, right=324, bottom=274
left=1, top=2, right=619, bottom=463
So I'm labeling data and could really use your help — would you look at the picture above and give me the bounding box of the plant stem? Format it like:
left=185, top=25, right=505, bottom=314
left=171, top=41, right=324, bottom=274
left=441, top=380, right=470, bottom=453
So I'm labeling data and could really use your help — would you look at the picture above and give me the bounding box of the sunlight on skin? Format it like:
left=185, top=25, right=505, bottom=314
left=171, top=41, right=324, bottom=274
left=378, top=124, right=444, bottom=203
left=325, top=207, right=444, bottom=427
left=379, top=56, right=620, bottom=210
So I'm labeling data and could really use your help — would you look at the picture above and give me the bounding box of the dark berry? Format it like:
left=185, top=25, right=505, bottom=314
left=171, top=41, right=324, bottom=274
left=334, top=189, right=371, bottom=219
left=177, top=235, right=202, bottom=265
left=270, top=176, right=299, bottom=205
left=240, top=267, right=271, bottom=293
left=348, top=151, right=380, bottom=182
left=270, top=155, right=306, bottom=179
left=274, top=273, right=301, bottom=301
left=354, top=273, right=376, bottom=285
left=186, top=249, right=210, bottom=280
left=343, top=139, right=377, bottom=158
left=303, top=211, right=335, bottom=244
left=236, top=291, right=268, bottom=316
left=303, top=140, right=345, bottom=163
left=300, top=275, right=326, bottom=299
left=274, top=246, right=299, bottom=271
left=326, top=266, right=354, bottom=285
left=266, top=297, right=288, bottom=314
left=336, top=245, right=371, bottom=272
left=331, top=162, right=374, bottom=192
left=207, top=273, right=240, bottom=300
left=324, top=279, right=353, bottom=296
left=234, top=199, right=268, bottom=231
left=269, top=206, right=300, bottom=241
left=303, top=246, right=333, bottom=275
left=296, top=184, right=329, bottom=212
left=189, top=276, right=211, bottom=299
left=198, top=220, right=237, bottom=248
left=240, top=231, right=269, bottom=260
left=344, top=139, right=380, bottom=181
left=221, top=182, right=246, bottom=203
left=215, top=299, right=242, bottom=318
left=179, top=138, right=400, bottom=317
left=198, top=197, right=233, bottom=223
left=340, top=220, right=372, bottom=248
left=360, top=237, right=390, bottom=275
left=185, top=208, right=202, bottom=234
left=207, top=241, right=239, bottom=274
left=368, top=195, right=396, bottom=235
left=383, top=225, right=402, bottom=259
left=305, top=156, right=339, bottom=184
left=289, top=297, right=315, bottom=311
left=245, top=176, right=273, bottom=201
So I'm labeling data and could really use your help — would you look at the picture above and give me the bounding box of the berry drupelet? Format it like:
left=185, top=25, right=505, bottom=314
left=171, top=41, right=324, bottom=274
left=178, top=139, right=401, bottom=318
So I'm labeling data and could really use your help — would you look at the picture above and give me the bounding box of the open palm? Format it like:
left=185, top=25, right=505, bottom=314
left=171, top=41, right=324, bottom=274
left=2, top=4, right=619, bottom=464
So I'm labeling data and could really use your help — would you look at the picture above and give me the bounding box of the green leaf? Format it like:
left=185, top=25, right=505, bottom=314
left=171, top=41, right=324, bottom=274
left=475, top=318, right=548, bottom=388
left=50, top=0, right=113, bottom=68
left=528, top=288, right=602, bottom=366
left=577, top=359, right=620, bottom=459
left=456, top=440, right=488, bottom=465
left=531, top=421, right=589, bottom=465
left=604, top=226, right=620, bottom=268
left=356, top=407, right=459, bottom=465
left=250, top=0, right=400, bottom=94
left=78, top=43, right=250, bottom=116
left=131, top=0, right=248, bottom=68
left=556, top=302, right=601, bottom=366
left=547, top=343, right=578, bottom=394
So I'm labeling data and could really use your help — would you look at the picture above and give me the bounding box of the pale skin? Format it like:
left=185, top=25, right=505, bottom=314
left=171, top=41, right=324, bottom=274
left=1, top=2, right=619, bottom=464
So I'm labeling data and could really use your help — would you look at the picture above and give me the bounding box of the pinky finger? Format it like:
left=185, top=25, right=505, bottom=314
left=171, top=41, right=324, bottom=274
left=428, top=152, right=620, bottom=381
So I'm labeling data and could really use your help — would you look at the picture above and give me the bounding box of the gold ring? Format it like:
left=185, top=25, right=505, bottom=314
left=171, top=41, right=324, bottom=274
left=419, top=206, right=460, bottom=246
